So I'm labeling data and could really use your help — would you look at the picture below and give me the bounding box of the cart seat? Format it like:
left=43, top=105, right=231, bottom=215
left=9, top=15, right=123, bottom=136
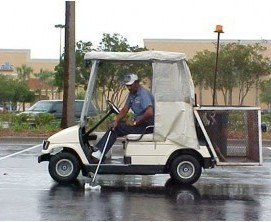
left=126, top=125, right=154, bottom=142
left=126, top=133, right=154, bottom=142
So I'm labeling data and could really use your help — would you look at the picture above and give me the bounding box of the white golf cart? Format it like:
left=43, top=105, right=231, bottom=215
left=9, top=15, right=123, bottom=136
left=38, top=51, right=262, bottom=185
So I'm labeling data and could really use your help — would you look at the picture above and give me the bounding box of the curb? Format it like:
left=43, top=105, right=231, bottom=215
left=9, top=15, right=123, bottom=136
left=0, top=137, right=46, bottom=144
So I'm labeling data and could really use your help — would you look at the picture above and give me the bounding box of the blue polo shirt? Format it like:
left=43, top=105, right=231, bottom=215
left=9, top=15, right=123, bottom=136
left=125, top=86, right=154, bottom=125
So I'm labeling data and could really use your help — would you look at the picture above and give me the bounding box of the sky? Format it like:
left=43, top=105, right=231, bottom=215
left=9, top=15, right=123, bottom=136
left=1, top=0, right=271, bottom=59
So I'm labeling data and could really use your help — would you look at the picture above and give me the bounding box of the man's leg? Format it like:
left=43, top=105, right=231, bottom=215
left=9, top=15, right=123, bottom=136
left=95, top=129, right=118, bottom=154
left=92, top=123, right=149, bottom=160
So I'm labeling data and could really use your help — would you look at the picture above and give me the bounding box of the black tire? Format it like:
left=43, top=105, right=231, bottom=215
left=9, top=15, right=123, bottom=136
left=48, top=152, right=81, bottom=183
left=170, top=155, right=202, bottom=185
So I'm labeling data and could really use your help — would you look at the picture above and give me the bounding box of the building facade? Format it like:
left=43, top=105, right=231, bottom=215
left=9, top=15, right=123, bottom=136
left=0, top=49, right=58, bottom=77
left=144, top=39, right=271, bottom=108
left=0, top=49, right=59, bottom=108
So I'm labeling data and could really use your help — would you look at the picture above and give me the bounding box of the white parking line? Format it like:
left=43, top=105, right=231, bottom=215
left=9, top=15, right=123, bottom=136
left=0, top=144, right=42, bottom=161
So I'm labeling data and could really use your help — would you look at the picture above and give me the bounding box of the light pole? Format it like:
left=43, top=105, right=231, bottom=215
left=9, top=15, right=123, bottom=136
left=54, top=24, right=65, bottom=99
left=54, top=24, right=65, bottom=60
left=213, top=25, right=224, bottom=106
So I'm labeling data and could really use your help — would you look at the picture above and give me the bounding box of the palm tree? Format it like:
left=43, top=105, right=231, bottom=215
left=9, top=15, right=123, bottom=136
left=16, top=64, right=33, bottom=110
left=16, top=64, right=33, bottom=82
left=35, top=69, right=54, bottom=99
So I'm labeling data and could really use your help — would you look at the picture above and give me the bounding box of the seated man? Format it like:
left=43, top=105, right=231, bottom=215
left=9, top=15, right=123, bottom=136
left=91, top=73, right=155, bottom=162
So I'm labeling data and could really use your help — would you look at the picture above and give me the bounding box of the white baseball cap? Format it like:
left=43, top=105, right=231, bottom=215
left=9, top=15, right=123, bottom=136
left=123, top=73, right=138, bottom=85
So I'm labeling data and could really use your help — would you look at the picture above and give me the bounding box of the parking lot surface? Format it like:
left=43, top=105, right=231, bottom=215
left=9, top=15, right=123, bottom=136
left=1, top=137, right=271, bottom=221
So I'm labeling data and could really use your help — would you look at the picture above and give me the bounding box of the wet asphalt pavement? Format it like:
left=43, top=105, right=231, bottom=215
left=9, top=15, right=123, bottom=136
left=1, top=138, right=271, bottom=221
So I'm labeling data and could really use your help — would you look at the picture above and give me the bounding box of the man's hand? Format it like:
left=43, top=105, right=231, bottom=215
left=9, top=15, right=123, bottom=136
left=108, top=105, right=130, bottom=130
left=109, top=120, right=118, bottom=130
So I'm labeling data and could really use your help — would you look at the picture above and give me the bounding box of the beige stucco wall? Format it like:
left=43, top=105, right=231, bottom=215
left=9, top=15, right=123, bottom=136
left=0, top=49, right=58, bottom=77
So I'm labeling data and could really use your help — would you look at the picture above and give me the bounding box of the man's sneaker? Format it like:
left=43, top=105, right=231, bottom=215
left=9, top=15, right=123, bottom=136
left=88, top=150, right=101, bottom=163
left=92, top=150, right=102, bottom=159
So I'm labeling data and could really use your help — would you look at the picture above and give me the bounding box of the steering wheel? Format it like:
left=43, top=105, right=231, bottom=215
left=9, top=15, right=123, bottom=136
left=107, top=100, right=120, bottom=114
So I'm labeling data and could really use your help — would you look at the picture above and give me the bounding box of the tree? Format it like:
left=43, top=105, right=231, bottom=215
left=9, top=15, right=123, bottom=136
left=16, top=64, right=33, bottom=82
left=75, top=40, right=93, bottom=91
left=189, top=50, right=216, bottom=104
left=220, top=43, right=271, bottom=105
left=260, top=79, right=271, bottom=109
left=0, top=75, right=35, bottom=110
left=97, top=33, right=130, bottom=52
left=245, top=44, right=271, bottom=106
left=54, top=41, right=93, bottom=97
left=15, top=64, right=35, bottom=110
left=95, top=33, right=151, bottom=110
left=0, top=75, right=15, bottom=104
left=34, top=69, right=54, bottom=100
left=12, top=80, right=35, bottom=109
left=189, top=43, right=271, bottom=105
left=54, top=33, right=151, bottom=111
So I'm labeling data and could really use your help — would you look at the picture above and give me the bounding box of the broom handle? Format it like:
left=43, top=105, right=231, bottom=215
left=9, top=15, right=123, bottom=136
left=91, top=130, right=112, bottom=184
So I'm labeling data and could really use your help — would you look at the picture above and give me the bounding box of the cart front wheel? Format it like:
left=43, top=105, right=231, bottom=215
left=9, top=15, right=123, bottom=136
left=49, top=152, right=80, bottom=183
left=170, top=155, right=202, bottom=185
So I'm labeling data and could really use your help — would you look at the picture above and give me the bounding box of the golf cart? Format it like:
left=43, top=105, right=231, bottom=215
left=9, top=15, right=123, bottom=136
left=38, top=51, right=262, bottom=185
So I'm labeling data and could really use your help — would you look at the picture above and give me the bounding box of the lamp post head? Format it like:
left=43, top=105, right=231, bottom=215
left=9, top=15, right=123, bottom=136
left=214, top=25, right=224, bottom=33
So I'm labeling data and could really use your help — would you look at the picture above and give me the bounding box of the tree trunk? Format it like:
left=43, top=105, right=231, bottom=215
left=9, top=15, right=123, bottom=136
left=255, top=79, right=259, bottom=106
left=61, top=1, right=76, bottom=128
left=199, top=84, right=203, bottom=105
left=228, top=88, right=233, bottom=105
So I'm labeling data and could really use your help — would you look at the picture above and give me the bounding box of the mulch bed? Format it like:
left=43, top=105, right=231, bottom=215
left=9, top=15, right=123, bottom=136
left=0, top=129, right=60, bottom=137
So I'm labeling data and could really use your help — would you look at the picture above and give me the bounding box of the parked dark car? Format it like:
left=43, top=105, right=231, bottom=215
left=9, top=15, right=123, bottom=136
left=261, top=109, right=271, bottom=115
left=20, top=100, right=97, bottom=119
left=261, top=122, right=267, bottom=132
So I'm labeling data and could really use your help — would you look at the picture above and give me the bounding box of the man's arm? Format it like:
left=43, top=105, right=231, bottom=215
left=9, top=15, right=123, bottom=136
left=126, top=106, right=154, bottom=126
left=111, top=105, right=129, bottom=130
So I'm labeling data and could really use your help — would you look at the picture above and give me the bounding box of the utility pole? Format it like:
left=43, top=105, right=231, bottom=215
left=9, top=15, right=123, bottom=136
left=61, top=1, right=75, bottom=128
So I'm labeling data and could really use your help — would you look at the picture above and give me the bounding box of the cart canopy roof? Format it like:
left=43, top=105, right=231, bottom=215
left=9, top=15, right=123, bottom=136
left=84, top=50, right=186, bottom=62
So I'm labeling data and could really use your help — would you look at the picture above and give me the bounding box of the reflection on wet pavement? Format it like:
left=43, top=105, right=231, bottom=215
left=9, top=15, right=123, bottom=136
left=34, top=177, right=266, bottom=221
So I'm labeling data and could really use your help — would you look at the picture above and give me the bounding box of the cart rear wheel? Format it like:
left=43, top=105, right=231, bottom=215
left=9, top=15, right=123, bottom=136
left=170, top=155, right=202, bottom=185
left=49, top=152, right=80, bottom=183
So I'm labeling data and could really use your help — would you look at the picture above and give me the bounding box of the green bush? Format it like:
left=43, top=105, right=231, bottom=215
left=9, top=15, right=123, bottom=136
left=34, top=113, right=55, bottom=126
left=262, top=114, right=271, bottom=126
left=227, top=111, right=244, bottom=131
left=86, top=113, right=114, bottom=131
left=0, top=112, right=60, bottom=132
